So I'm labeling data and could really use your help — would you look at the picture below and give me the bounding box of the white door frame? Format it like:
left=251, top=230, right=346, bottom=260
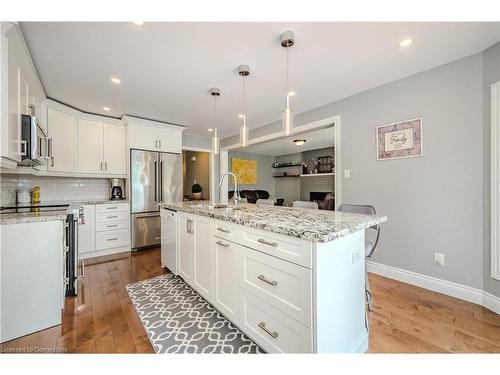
left=220, top=115, right=342, bottom=207
left=491, top=81, right=500, bottom=281
left=182, top=146, right=216, bottom=202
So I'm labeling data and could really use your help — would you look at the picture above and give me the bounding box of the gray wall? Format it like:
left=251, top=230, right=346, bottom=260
left=183, top=134, right=212, bottom=150
left=223, top=52, right=488, bottom=291
left=483, top=42, right=500, bottom=297
left=274, top=152, right=303, bottom=204
left=227, top=151, right=276, bottom=196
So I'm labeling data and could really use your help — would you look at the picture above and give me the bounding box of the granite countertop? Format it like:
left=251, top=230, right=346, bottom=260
left=161, top=201, right=387, bottom=242
left=0, top=199, right=129, bottom=225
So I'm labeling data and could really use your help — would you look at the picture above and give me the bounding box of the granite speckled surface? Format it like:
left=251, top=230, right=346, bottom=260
left=0, top=199, right=129, bottom=225
left=161, top=201, right=387, bottom=242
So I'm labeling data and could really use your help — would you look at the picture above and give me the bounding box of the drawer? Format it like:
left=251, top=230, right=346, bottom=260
left=95, top=203, right=129, bottom=214
left=96, top=211, right=129, bottom=223
left=240, top=290, right=312, bottom=353
left=241, top=247, right=312, bottom=327
left=212, top=220, right=242, bottom=243
left=96, top=220, right=129, bottom=233
left=95, top=229, right=129, bottom=250
left=240, top=227, right=312, bottom=268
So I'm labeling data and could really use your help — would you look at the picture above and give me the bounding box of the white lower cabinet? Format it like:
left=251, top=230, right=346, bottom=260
left=78, top=204, right=96, bottom=255
left=78, top=202, right=130, bottom=259
left=193, top=216, right=213, bottom=300
left=213, top=236, right=240, bottom=324
left=178, top=213, right=195, bottom=285
left=173, top=215, right=367, bottom=353
left=0, top=220, right=64, bottom=343
left=239, top=289, right=312, bottom=353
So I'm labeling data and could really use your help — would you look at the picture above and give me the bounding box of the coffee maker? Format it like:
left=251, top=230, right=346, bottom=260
left=109, top=178, right=125, bottom=200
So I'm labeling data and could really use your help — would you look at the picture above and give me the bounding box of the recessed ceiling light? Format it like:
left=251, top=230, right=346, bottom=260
left=208, top=128, right=213, bottom=132
left=398, top=38, right=414, bottom=48
left=111, top=77, right=121, bottom=84
left=293, top=139, right=306, bottom=146
left=132, top=21, right=144, bottom=26
left=102, top=106, right=111, bottom=111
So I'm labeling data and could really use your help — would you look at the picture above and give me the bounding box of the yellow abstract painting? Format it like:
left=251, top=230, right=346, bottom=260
left=231, top=158, right=257, bottom=185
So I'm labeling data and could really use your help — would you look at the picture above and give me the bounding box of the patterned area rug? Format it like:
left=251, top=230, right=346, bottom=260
left=126, top=273, right=265, bottom=353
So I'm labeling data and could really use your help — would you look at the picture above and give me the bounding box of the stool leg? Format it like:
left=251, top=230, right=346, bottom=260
left=366, top=269, right=373, bottom=311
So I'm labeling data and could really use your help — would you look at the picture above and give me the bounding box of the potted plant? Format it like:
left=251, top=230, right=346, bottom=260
left=191, top=183, right=202, bottom=200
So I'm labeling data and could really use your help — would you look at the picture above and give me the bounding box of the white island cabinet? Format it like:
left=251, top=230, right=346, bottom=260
left=164, top=204, right=387, bottom=354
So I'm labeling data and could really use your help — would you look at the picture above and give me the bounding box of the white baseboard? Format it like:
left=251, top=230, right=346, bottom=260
left=366, top=260, right=500, bottom=315
left=79, top=246, right=130, bottom=260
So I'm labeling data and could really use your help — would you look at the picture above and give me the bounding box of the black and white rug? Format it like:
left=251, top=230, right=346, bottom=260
left=126, top=273, right=265, bottom=354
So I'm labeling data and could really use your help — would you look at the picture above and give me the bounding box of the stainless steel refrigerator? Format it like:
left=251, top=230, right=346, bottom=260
left=130, top=149, right=182, bottom=249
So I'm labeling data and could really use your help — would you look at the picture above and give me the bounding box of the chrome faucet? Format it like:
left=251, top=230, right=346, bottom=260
left=218, top=172, right=240, bottom=208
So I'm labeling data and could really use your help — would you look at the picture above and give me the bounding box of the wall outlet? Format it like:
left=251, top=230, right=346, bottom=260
left=434, top=252, right=445, bottom=266
left=352, top=250, right=361, bottom=264
left=344, top=169, right=351, bottom=178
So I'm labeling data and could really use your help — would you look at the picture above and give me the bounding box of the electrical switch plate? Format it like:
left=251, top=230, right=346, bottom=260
left=344, top=169, right=351, bottom=178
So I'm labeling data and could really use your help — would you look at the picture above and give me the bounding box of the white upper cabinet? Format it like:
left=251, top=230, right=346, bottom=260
left=1, top=23, right=45, bottom=165
left=47, top=108, right=78, bottom=173
left=130, top=123, right=158, bottom=151
left=102, top=123, right=126, bottom=175
left=78, top=119, right=103, bottom=174
left=77, top=119, right=126, bottom=176
left=158, top=127, right=182, bottom=153
left=126, top=118, right=184, bottom=153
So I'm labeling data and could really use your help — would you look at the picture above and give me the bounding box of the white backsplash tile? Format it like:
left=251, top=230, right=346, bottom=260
left=0, top=174, right=113, bottom=205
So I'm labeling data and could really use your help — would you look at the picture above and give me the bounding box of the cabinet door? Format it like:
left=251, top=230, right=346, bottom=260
left=178, top=214, right=195, bottom=285
left=213, top=236, right=240, bottom=323
left=158, top=127, right=181, bottom=153
left=78, top=119, right=103, bottom=174
left=130, top=124, right=158, bottom=151
left=102, top=123, right=126, bottom=175
left=193, top=216, right=213, bottom=300
left=78, top=205, right=96, bottom=255
left=47, top=108, right=78, bottom=173
left=6, top=50, right=21, bottom=161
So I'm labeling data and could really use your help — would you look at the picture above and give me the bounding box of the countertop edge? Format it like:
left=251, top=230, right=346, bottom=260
left=161, top=203, right=387, bottom=243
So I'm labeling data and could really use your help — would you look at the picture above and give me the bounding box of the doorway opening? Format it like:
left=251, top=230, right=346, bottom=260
left=182, top=150, right=211, bottom=201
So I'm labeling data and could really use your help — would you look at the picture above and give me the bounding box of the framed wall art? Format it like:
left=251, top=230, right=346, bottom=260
left=231, top=158, right=257, bottom=184
left=376, top=118, right=423, bottom=160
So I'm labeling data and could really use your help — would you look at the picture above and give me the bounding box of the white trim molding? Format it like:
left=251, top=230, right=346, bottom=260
left=367, top=261, right=500, bottom=315
left=491, top=81, right=500, bottom=281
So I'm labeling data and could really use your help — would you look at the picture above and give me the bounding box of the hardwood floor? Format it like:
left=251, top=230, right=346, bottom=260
left=1, top=248, right=499, bottom=353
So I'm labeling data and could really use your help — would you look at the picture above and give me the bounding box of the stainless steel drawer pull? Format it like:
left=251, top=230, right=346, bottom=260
left=107, top=237, right=118, bottom=241
left=216, top=227, right=230, bottom=233
left=257, top=238, right=278, bottom=247
left=216, top=240, right=230, bottom=247
left=258, top=322, right=279, bottom=339
left=106, top=206, right=118, bottom=210
left=107, top=224, right=118, bottom=228
left=257, top=275, right=278, bottom=286
left=107, top=215, right=118, bottom=219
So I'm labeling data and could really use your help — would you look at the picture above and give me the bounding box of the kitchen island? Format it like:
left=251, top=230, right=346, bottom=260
left=160, top=201, right=387, bottom=353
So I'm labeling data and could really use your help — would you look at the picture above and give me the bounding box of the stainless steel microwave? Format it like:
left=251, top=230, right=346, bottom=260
left=19, top=114, right=52, bottom=166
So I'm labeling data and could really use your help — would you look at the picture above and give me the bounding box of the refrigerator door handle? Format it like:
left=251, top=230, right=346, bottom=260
left=154, top=159, right=158, bottom=203
left=160, top=160, right=164, bottom=202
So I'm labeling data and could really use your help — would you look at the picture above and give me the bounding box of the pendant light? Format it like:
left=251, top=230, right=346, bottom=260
left=238, top=65, right=250, bottom=147
left=281, top=31, right=295, bottom=136
left=209, top=87, right=221, bottom=154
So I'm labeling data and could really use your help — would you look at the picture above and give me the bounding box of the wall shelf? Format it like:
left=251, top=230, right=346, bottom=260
left=273, top=175, right=300, bottom=178
left=300, top=173, right=334, bottom=177
left=272, top=162, right=301, bottom=168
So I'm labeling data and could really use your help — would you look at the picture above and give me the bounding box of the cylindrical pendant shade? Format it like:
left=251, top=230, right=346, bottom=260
left=282, top=108, right=293, bottom=136
left=212, top=128, right=220, bottom=155
left=240, top=124, right=249, bottom=147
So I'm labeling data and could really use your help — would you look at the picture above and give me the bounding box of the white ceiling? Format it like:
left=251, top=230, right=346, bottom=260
left=233, top=126, right=335, bottom=156
left=20, top=22, right=500, bottom=138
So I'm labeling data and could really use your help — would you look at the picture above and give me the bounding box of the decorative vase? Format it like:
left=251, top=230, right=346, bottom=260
left=192, top=192, right=202, bottom=200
